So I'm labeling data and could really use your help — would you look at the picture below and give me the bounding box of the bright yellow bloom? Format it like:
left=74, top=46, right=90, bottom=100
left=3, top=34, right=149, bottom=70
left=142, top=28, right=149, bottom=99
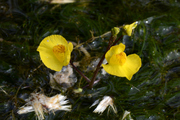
left=102, top=43, right=141, bottom=80
left=37, top=35, right=73, bottom=71
left=122, top=22, right=137, bottom=36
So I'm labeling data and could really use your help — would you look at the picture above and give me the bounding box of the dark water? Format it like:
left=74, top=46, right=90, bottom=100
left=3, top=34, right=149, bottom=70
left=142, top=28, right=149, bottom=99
left=0, top=0, right=180, bottom=119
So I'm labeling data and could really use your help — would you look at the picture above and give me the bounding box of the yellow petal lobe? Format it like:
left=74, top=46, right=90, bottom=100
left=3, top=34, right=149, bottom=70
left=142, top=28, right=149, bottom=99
left=123, top=54, right=141, bottom=80
left=68, top=42, right=73, bottom=53
left=105, top=43, right=125, bottom=63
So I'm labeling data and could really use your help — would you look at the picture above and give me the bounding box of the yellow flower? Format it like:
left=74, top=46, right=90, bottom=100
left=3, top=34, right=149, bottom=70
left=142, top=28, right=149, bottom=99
left=37, top=35, right=73, bottom=71
left=102, top=43, right=141, bottom=80
left=122, top=22, right=137, bottom=36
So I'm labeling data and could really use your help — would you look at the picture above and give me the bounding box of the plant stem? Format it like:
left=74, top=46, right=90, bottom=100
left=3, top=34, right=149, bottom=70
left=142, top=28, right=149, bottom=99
left=88, top=35, right=123, bottom=89
left=70, top=60, right=91, bottom=83
left=89, top=36, right=113, bottom=88
left=112, top=35, right=123, bottom=46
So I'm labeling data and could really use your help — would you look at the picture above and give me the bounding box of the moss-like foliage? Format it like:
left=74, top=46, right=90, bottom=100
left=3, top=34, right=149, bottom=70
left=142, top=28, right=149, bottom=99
left=0, top=0, right=179, bottom=119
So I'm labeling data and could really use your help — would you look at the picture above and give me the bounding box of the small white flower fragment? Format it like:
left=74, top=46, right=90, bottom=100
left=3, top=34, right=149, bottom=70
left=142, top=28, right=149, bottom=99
left=122, top=110, right=133, bottom=120
left=18, top=93, right=71, bottom=120
left=50, top=65, right=77, bottom=91
left=90, top=96, right=117, bottom=114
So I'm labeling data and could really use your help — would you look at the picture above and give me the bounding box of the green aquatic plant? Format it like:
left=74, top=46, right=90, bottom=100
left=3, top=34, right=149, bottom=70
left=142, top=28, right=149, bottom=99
left=1, top=0, right=180, bottom=120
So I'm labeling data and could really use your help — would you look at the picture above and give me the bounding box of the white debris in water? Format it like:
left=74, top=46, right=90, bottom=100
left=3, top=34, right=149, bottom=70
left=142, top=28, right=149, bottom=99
left=122, top=110, right=133, bottom=120
left=18, top=93, right=71, bottom=120
left=50, top=65, right=77, bottom=91
left=46, top=0, right=75, bottom=4
left=90, top=96, right=117, bottom=114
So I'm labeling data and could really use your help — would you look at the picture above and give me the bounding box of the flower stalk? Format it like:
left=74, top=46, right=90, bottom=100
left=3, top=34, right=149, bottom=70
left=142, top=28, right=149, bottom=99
left=89, top=35, right=123, bottom=88
left=70, top=60, right=91, bottom=83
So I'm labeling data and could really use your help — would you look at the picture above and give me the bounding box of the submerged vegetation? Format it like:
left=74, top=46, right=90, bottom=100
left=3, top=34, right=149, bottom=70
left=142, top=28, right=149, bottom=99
left=0, top=0, right=180, bottom=119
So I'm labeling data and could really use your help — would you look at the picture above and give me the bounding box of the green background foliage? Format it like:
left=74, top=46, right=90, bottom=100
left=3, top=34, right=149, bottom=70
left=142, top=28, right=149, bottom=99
left=0, top=0, right=180, bottom=119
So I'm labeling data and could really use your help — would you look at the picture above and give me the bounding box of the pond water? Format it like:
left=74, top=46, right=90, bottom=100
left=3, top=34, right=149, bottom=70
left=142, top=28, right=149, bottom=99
left=0, top=0, right=180, bottom=119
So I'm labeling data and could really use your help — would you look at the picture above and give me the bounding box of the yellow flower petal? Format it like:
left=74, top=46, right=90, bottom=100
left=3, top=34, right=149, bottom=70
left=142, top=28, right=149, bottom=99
left=102, top=64, right=127, bottom=78
left=122, top=22, right=137, bottom=36
left=123, top=54, right=141, bottom=80
left=53, top=45, right=66, bottom=63
left=102, top=54, right=141, bottom=80
left=68, top=42, right=73, bottom=53
left=109, top=52, right=127, bottom=66
left=105, top=43, right=125, bottom=63
left=37, top=35, right=73, bottom=71
left=39, top=49, right=63, bottom=71
left=63, top=42, right=73, bottom=66
left=37, top=35, right=68, bottom=51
